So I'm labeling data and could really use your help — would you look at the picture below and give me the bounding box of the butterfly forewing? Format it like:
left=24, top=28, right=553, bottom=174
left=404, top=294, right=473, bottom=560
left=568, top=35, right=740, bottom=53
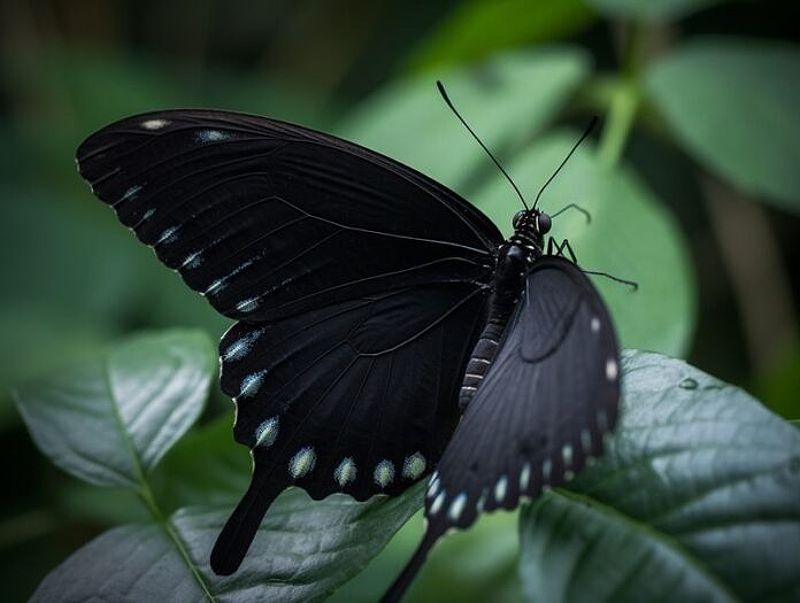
left=76, top=110, right=500, bottom=322
left=75, top=109, right=504, bottom=576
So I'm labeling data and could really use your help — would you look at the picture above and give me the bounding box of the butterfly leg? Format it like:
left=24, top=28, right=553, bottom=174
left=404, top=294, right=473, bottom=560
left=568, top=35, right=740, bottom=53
left=548, top=237, right=579, bottom=264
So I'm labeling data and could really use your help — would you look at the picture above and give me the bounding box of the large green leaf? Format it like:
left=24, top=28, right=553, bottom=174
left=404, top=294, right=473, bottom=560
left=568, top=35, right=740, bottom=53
left=586, top=0, right=721, bottom=21
left=520, top=350, right=800, bottom=602
left=14, top=330, right=215, bottom=488
left=645, top=39, right=800, bottom=212
left=341, top=48, right=590, bottom=196
left=31, top=486, right=424, bottom=603
left=407, top=0, right=594, bottom=71
left=474, top=131, right=695, bottom=355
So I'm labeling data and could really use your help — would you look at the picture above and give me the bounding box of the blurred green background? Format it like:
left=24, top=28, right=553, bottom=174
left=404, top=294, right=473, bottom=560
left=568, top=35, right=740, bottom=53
left=1, top=0, right=799, bottom=600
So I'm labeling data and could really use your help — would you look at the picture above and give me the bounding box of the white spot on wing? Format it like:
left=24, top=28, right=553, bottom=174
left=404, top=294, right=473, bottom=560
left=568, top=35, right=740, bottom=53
left=476, top=489, right=488, bottom=513
left=236, top=298, right=259, bottom=313
left=205, top=279, right=225, bottom=297
left=426, top=474, right=440, bottom=499
left=520, top=463, right=531, bottom=492
left=288, top=447, right=316, bottom=479
left=606, top=358, right=618, bottom=381
left=402, top=452, right=426, bottom=480
left=542, top=459, right=553, bottom=483
left=494, top=475, right=508, bottom=503
left=430, top=491, right=446, bottom=515
left=334, top=458, right=357, bottom=487
left=141, top=208, right=155, bottom=222
left=562, top=445, right=573, bottom=468
left=591, top=317, right=601, bottom=333
left=196, top=129, right=229, bottom=143
left=448, top=493, right=467, bottom=522
left=156, top=226, right=179, bottom=245
left=374, top=460, right=395, bottom=488
left=240, top=370, right=266, bottom=398
left=223, top=328, right=266, bottom=362
left=120, top=185, right=142, bottom=203
left=254, top=417, right=279, bottom=448
left=181, top=251, right=203, bottom=270
left=141, top=119, right=169, bottom=130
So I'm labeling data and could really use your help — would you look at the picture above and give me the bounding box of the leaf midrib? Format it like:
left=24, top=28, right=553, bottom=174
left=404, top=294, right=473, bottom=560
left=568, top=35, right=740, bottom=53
left=102, top=355, right=216, bottom=603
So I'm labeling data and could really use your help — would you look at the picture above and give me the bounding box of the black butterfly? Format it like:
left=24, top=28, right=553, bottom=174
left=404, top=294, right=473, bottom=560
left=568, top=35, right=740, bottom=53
left=76, top=88, right=622, bottom=602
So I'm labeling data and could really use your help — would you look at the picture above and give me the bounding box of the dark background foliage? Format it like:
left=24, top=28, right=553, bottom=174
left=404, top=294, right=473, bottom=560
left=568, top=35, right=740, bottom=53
left=1, top=0, right=798, bottom=601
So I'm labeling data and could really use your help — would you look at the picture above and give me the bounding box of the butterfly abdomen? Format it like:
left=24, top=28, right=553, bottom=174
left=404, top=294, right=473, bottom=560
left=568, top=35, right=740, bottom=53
left=459, top=243, right=527, bottom=410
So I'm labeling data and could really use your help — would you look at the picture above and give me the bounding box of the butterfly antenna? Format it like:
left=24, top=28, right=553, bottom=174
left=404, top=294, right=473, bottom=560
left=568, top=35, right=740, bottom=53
left=533, top=116, right=598, bottom=210
left=437, top=81, right=529, bottom=210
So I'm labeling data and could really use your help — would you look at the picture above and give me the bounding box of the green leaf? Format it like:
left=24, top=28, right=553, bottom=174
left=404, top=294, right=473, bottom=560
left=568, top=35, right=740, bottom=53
left=586, top=0, right=721, bottom=21
left=519, top=350, right=800, bottom=602
left=32, top=486, right=424, bottom=603
left=645, top=39, right=800, bottom=211
left=341, top=48, right=590, bottom=196
left=330, top=509, right=523, bottom=603
left=14, top=330, right=215, bottom=488
left=151, top=416, right=250, bottom=513
left=474, top=131, right=695, bottom=356
left=407, top=0, right=594, bottom=71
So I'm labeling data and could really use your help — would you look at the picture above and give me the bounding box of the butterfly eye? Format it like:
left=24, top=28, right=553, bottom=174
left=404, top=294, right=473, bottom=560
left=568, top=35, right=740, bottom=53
left=536, top=213, right=552, bottom=234
left=513, top=210, right=527, bottom=229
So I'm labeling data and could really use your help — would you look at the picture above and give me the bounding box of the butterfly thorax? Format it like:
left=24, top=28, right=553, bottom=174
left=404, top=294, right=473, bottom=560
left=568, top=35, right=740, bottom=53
left=458, top=242, right=527, bottom=411
left=458, top=207, right=553, bottom=411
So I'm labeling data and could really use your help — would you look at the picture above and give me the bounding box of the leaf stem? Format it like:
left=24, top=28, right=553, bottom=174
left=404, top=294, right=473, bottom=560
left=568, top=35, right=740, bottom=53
left=597, top=78, right=639, bottom=169
left=136, top=479, right=216, bottom=602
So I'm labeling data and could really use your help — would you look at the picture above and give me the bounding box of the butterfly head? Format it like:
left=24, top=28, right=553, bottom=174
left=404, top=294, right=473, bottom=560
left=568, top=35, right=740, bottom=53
left=511, top=209, right=550, bottom=257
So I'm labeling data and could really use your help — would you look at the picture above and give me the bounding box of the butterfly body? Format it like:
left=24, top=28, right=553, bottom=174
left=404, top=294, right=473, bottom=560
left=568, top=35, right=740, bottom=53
left=75, top=109, right=621, bottom=600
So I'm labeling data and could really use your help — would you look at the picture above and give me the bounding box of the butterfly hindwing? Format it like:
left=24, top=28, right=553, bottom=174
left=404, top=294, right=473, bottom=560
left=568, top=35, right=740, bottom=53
left=75, top=109, right=504, bottom=575
left=213, top=282, right=490, bottom=574
left=381, top=256, right=620, bottom=602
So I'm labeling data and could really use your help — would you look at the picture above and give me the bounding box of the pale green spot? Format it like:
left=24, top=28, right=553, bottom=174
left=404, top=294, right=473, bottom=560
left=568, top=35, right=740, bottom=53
left=334, top=457, right=357, bottom=487
left=373, top=460, right=395, bottom=488
left=289, top=447, right=316, bottom=479
left=254, top=417, right=279, bottom=448
left=402, top=452, right=427, bottom=480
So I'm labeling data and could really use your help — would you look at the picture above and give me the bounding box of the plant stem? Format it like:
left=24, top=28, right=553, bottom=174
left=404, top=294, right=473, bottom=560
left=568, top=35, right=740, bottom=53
left=597, top=78, right=639, bottom=169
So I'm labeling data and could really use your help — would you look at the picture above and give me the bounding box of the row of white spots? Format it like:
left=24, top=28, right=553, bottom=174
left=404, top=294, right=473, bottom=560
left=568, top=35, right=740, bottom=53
left=196, top=129, right=229, bottom=143
left=590, top=314, right=618, bottom=383
left=423, top=440, right=619, bottom=524
left=141, top=119, right=170, bottom=130
left=224, top=328, right=266, bottom=362
left=253, top=431, right=427, bottom=489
